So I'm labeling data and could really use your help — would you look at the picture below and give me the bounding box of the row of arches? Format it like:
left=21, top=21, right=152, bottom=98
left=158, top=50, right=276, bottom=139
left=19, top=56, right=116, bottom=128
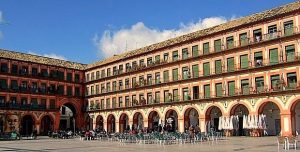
left=90, top=100, right=300, bottom=136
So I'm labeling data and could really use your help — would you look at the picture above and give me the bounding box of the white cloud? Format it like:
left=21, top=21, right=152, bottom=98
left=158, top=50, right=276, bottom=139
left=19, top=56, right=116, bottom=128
left=94, top=16, right=233, bottom=58
left=28, top=51, right=67, bottom=60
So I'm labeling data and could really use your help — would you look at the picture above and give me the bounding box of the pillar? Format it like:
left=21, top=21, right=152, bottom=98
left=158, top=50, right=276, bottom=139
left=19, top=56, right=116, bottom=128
left=143, top=118, right=148, bottom=128
left=104, top=121, right=108, bottom=132
left=178, top=117, right=184, bottom=133
left=281, top=112, right=293, bottom=137
left=199, top=115, right=206, bottom=133
left=116, top=121, right=120, bottom=133
left=92, top=118, right=97, bottom=130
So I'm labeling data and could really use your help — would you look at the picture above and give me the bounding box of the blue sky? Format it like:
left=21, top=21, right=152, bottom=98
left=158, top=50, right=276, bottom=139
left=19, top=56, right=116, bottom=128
left=0, top=0, right=295, bottom=64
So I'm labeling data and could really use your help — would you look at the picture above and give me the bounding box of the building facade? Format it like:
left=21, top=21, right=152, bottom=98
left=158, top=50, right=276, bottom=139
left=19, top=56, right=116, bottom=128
left=0, top=51, right=86, bottom=135
left=1, top=1, right=300, bottom=137
left=84, top=2, right=300, bottom=137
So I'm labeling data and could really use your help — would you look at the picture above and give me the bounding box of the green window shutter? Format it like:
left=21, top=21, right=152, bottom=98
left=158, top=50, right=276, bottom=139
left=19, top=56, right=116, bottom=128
left=228, top=81, right=235, bottom=96
left=192, top=65, right=199, bottom=78
left=271, top=75, right=280, bottom=89
left=215, top=83, right=222, bottom=97
left=203, top=42, right=210, bottom=54
left=192, top=45, right=199, bottom=57
left=183, top=88, right=189, bottom=101
left=182, top=48, right=189, bottom=59
left=172, top=69, right=178, bottom=81
left=240, top=33, right=248, bottom=46
left=215, top=60, right=222, bottom=74
left=284, top=21, right=294, bottom=36
left=214, top=39, right=222, bottom=52
left=286, top=45, right=295, bottom=62
left=173, top=89, right=179, bottom=101
left=155, top=55, right=160, bottom=63
left=269, top=48, right=278, bottom=65
left=227, top=57, right=234, bottom=72
left=254, top=52, right=262, bottom=57
left=182, top=67, right=189, bottom=80
left=203, top=62, right=210, bottom=76
left=241, top=79, right=249, bottom=95
left=163, top=71, right=169, bottom=83
left=164, top=91, right=169, bottom=102
left=226, top=36, right=234, bottom=49
left=255, top=77, right=264, bottom=92
left=204, top=85, right=210, bottom=98
left=240, top=55, right=249, bottom=69
left=173, top=51, right=178, bottom=61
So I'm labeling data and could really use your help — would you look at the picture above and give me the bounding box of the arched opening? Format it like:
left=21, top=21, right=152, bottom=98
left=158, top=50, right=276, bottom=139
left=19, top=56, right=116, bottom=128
left=259, top=102, right=281, bottom=136
left=148, top=111, right=160, bottom=132
left=230, top=104, right=249, bottom=136
left=96, top=115, right=104, bottom=132
left=291, top=100, right=300, bottom=135
left=165, top=109, right=178, bottom=132
left=59, top=103, right=77, bottom=131
left=40, top=115, right=53, bottom=135
left=133, top=112, right=143, bottom=131
left=119, top=113, right=129, bottom=133
left=21, top=115, right=34, bottom=136
left=107, top=114, right=115, bottom=133
left=205, top=106, right=222, bottom=131
left=86, top=115, right=93, bottom=130
left=184, top=108, right=199, bottom=132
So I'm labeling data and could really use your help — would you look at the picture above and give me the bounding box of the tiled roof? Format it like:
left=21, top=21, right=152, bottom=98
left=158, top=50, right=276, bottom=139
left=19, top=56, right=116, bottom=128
left=0, top=49, right=87, bottom=70
left=86, top=1, right=300, bottom=69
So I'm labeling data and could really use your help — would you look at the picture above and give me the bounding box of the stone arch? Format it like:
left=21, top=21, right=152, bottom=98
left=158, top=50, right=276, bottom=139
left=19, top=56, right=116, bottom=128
left=40, top=114, right=54, bottom=135
left=119, top=113, right=129, bottom=133
left=184, top=107, right=199, bottom=131
left=146, top=109, right=162, bottom=119
left=287, top=96, right=300, bottom=135
left=95, top=115, right=104, bottom=131
left=107, top=114, right=116, bottom=133
left=148, top=110, right=161, bottom=131
left=227, top=100, right=252, bottom=114
left=256, top=98, right=284, bottom=114
left=204, top=105, right=223, bottom=131
left=229, top=104, right=249, bottom=136
left=58, top=101, right=80, bottom=131
left=133, top=112, right=143, bottom=130
left=164, top=109, right=178, bottom=132
left=162, top=107, right=181, bottom=118
left=203, top=103, right=225, bottom=116
left=21, top=115, right=35, bottom=136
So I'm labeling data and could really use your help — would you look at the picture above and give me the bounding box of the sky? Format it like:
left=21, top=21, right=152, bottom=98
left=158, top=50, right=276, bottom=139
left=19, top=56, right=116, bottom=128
left=0, top=0, right=295, bottom=64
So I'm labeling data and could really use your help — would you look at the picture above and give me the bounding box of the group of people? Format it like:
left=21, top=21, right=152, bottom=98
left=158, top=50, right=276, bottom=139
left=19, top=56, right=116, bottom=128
left=186, top=125, right=201, bottom=139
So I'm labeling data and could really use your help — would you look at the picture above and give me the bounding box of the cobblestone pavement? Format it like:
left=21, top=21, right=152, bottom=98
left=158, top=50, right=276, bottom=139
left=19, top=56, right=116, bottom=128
left=0, top=136, right=298, bottom=152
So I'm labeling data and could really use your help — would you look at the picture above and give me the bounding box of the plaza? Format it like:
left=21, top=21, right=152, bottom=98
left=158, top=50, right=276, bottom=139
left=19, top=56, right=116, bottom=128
left=0, top=137, right=292, bottom=152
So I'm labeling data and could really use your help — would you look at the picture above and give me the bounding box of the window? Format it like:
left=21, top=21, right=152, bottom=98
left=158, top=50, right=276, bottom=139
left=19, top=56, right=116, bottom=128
left=125, top=96, right=130, bottom=107
left=90, top=86, right=94, bottom=95
left=228, top=81, right=235, bottom=96
left=215, top=60, right=222, bottom=74
left=100, top=84, right=105, bottom=93
left=132, top=95, right=137, bottom=106
left=193, top=86, right=199, bottom=99
left=203, top=62, right=210, bottom=76
left=155, top=72, right=160, bottom=84
left=41, top=99, right=46, bottom=109
left=271, top=75, right=280, bottom=90
left=20, top=66, right=28, bottom=75
left=119, top=80, right=123, bottom=90
left=125, top=63, right=131, bottom=72
left=101, top=69, right=106, bottom=78
left=112, top=97, right=116, bottom=108
left=255, top=77, right=264, bottom=92
left=204, top=84, right=210, bottom=98
left=21, top=98, right=27, bottom=105
left=139, top=94, right=146, bottom=105
left=227, top=57, right=235, bottom=72
left=67, top=86, right=72, bottom=96
left=269, top=48, right=278, bottom=65
left=147, top=74, right=152, bottom=85
left=86, top=73, right=90, bottom=82
left=147, top=57, right=153, bottom=66
left=106, top=98, right=111, bottom=109
left=182, top=67, right=190, bottom=80
left=0, top=63, right=8, bottom=73
left=41, top=83, right=47, bottom=93
left=240, top=54, right=248, bottom=69
left=253, top=29, right=262, bottom=42
left=163, top=70, right=169, bottom=83
left=183, top=88, right=189, bottom=101
left=172, top=68, right=178, bottom=81
left=118, top=97, right=123, bottom=108
left=67, top=73, right=72, bottom=82
left=11, top=64, right=18, bottom=74
left=10, top=80, right=18, bottom=91
left=163, top=53, right=169, bottom=61
left=287, top=72, right=297, bottom=89
left=31, top=67, right=38, bottom=76
left=268, top=25, right=277, bottom=39
left=155, top=92, right=160, bottom=103
left=41, top=69, right=48, bottom=77
left=119, top=65, right=123, bottom=74
left=75, top=87, right=80, bottom=96
left=132, top=61, right=137, bottom=69
left=139, top=76, right=144, bottom=86
left=254, top=51, right=263, bottom=67
left=192, top=65, right=199, bottom=78
left=139, top=59, right=145, bottom=67
left=31, top=82, right=38, bottom=93
left=0, top=79, right=7, bottom=90
left=75, top=74, right=80, bottom=82
left=107, top=68, right=111, bottom=77
left=112, top=81, right=117, bottom=91
left=100, top=99, right=105, bottom=109
left=164, top=90, right=170, bottom=103
left=241, top=79, right=249, bottom=95
left=226, top=36, right=234, bottom=49
left=285, top=45, right=295, bottom=62
left=192, top=45, right=199, bottom=57
left=132, top=77, right=137, bottom=87
left=113, top=66, right=118, bottom=75
left=96, top=71, right=100, bottom=79
left=125, top=79, right=130, bottom=89
left=214, top=39, right=222, bottom=52
left=155, top=55, right=160, bottom=63
left=215, top=83, right=223, bottom=97
left=147, top=93, right=153, bottom=104
left=182, top=48, right=189, bottom=59
left=203, top=42, right=210, bottom=54
left=239, top=33, right=248, bottom=46
left=173, top=89, right=179, bottom=102
left=106, top=82, right=111, bottom=92
left=95, top=85, right=99, bottom=94
left=172, top=50, right=179, bottom=61
left=50, top=99, right=55, bottom=109
left=284, top=20, right=294, bottom=36
left=57, top=71, right=64, bottom=80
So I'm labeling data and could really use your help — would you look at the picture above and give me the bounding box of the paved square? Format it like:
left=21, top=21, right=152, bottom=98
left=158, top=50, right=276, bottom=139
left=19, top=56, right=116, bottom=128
left=0, top=137, right=296, bottom=152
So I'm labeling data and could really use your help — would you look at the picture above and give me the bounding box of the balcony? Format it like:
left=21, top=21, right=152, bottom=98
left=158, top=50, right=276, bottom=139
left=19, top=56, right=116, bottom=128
left=0, top=102, right=59, bottom=111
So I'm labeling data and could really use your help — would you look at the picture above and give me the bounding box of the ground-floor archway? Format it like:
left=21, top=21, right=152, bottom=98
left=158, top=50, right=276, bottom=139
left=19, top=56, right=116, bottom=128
left=59, top=103, right=77, bottom=131
left=259, top=102, right=281, bottom=136
left=133, top=112, right=143, bottom=131
left=184, top=108, right=199, bottom=132
left=119, top=113, right=129, bottom=133
left=40, top=115, right=53, bottom=135
left=291, top=100, right=300, bottom=135
left=21, top=115, right=34, bottom=136
left=96, top=115, right=104, bottom=132
left=230, top=104, right=249, bottom=136
left=148, top=111, right=160, bottom=132
left=107, top=114, right=115, bottom=133
left=165, top=109, right=178, bottom=132
left=205, top=106, right=222, bottom=132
